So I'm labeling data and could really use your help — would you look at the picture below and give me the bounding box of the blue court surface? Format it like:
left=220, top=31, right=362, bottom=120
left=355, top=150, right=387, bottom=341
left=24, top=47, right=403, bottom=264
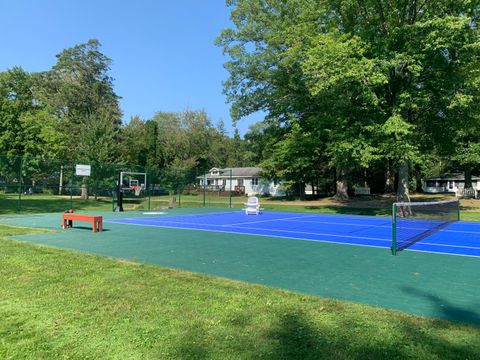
left=106, top=211, right=480, bottom=257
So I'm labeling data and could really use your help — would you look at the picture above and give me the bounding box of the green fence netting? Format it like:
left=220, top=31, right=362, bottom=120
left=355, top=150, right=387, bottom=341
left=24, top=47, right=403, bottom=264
left=0, top=155, right=240, bottom=214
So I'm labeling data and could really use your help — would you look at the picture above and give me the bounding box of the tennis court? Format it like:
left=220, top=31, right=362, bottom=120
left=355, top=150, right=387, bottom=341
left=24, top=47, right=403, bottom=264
left=107, top=210, right=480, bottom=257
left=3, top=207, right=480, bottom=325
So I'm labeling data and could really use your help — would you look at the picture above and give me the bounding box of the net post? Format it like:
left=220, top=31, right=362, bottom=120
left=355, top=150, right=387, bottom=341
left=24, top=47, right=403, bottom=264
left=391, top=202, right=397, bottom=255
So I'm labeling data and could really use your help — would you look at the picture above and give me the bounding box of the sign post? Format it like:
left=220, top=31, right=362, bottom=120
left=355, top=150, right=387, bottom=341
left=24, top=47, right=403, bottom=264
left=76, top=164, right=91, bottom=200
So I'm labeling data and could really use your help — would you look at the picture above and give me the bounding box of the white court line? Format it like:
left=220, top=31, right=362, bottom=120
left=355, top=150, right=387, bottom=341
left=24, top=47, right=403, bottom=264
left=106, top=221, right=391, bottom=250
left=228, top=225, right=390, bottom=242
left=233, top=218, right=480, bottom=237
left=410, top=241, right=480, bottom=250
left=227, top=214, right=321, bottom=226
left=442, top=229, right=480, bottom=235
left=404, top=248, right=480, bottom=258
left=108, top=213, right=480, bottom=238
left=107, top=220, right=480, bottom=256
left=275, top=218, right=391, bottom=228
left=108, top=218, right=391, bottom=243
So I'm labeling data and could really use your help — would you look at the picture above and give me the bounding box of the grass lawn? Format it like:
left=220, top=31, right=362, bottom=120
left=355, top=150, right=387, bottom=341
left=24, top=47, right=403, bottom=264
left=1, top=225, right=479, bottom=359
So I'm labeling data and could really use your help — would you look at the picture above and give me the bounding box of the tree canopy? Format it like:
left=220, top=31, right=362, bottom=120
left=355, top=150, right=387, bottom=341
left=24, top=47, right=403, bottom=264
left=218, top=0, right=480, bottom=199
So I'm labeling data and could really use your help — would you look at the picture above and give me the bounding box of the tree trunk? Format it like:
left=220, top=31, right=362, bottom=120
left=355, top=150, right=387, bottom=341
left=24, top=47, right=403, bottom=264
left=81, top=177, right=89, bottom=200
left=334, top=168, right=349, bottom=201
left=464, top=164, right=472, bottom=189
left=396, top=159, right=410, bottom=202
left=332, top=167, right=337, bottom=196
left=59, top=165, right=63, bottom=195
left=415, top=165, right=423, bottom=193
left=385, top=159, right=394, bottom=193
left=299, top=183, right=306, bottom=200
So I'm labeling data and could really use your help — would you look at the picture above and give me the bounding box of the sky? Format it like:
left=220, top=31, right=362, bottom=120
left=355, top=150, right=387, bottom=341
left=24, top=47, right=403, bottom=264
left=0, top=0, right=261, bottom=136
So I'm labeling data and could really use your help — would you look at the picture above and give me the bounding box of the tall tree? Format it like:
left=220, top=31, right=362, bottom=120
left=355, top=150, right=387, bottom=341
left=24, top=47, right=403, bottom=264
left=38, top=39, right=122, bottom=160
left=219, top=0, right=480, bottom=201
left=0, top=67, right=64, bottom=159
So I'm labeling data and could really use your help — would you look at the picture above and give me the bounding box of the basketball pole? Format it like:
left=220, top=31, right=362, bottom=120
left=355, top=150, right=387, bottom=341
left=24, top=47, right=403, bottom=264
left=115, top=171, right=124, bottom=212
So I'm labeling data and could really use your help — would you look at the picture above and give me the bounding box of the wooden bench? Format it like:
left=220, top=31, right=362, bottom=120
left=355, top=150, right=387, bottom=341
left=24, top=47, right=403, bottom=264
left=62, top=213, right=103, bottom=232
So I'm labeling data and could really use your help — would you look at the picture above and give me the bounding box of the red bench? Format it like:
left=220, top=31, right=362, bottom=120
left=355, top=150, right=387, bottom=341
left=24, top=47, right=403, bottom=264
left=62, top=213, right=103, bottom=232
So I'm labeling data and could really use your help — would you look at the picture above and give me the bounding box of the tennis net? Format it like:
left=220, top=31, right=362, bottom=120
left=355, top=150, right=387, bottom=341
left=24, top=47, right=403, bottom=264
left=391, top=199, right=460, bottom=254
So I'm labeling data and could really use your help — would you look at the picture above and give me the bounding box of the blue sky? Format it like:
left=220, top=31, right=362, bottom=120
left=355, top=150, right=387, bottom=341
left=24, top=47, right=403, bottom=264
left=0, top=0, right=261, bottom=136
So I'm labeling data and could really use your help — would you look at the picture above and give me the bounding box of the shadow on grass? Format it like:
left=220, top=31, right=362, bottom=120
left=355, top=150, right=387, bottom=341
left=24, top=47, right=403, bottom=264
left=261, top=308, right=480, bottom=359
left=170, top=305, right=480, bottom=359
left=401, top=286, right=480, bottom=326
left=0, top=195, right=113, bottom=214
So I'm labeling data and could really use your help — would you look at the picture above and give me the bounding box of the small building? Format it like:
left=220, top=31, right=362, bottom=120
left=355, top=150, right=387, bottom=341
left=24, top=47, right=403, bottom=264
left=423, top=173, right=480, bottom=194
left=198, top=167, right=284, bottom=197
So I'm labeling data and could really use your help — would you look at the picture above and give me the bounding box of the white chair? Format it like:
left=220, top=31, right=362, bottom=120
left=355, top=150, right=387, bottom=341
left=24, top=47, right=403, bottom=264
left=244, top=196, right=260, bottom=215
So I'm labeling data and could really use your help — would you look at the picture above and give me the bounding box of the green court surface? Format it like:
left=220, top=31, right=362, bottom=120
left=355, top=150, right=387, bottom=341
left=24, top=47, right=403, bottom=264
left=1, top=209, right=479, bottom=326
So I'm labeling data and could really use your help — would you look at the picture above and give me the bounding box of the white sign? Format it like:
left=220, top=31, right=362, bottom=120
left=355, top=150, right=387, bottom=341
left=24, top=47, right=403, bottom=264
left=76, top=164, right=91, bottom=176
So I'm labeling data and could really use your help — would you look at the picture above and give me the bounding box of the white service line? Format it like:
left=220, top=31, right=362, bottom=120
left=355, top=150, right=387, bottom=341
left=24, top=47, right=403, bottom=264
left=408, top=241, right=480, bottom=250
left=227, top=214, right=321, bottom=226
left=277, top=218, right=391, bottom=228
left=106, top=221, right=391, bottom=250
left=111, top=218, right=391, bottom=243
left=228, top=225, right=391, bottom=242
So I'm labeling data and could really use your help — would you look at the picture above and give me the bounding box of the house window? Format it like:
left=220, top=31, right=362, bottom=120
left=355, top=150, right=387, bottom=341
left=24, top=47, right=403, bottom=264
left=238, top=179, right=244, bottom=186
left=251, top=178, right=259, bottom=186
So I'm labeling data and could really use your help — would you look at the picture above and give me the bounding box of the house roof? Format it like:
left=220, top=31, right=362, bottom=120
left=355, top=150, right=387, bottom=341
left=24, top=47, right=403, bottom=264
left=199, top=167, right=263, bottom=178
left=224, top=167, right=262, bottom=177
left=425, top=173, right=480, bottom=181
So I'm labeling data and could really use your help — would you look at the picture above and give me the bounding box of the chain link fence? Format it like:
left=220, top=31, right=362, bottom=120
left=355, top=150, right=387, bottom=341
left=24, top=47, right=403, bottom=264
left=0, top=155, right=236, bottom=214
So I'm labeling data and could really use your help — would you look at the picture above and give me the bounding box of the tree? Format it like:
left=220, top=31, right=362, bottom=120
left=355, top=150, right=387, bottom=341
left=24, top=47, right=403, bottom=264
left=219, top=0, right=480, bottom=201
left=38, top=39, right=122, bottom=159
left=261, top=122, right=323, bottom=198
left=0, top=67, right=65, bottom=158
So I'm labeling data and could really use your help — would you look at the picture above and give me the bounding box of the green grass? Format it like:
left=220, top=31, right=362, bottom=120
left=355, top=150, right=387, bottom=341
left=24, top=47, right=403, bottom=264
left=3, top=193, right=480, bottom=221
left=460, top=211, right=480, bottom=222
left=1, top=225, right=479, bottom=359
left=0, top=194, right=114, bottom=214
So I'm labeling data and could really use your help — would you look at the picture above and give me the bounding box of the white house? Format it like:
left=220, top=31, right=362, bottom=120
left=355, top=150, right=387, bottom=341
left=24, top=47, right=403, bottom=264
left=198, top=167, right=284, bottom=197
left=423, top=173, right=480, bottom=197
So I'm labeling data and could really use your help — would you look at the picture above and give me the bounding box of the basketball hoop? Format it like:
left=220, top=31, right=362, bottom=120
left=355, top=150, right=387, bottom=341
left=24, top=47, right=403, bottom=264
left=130, top=186, right=141, bottom=196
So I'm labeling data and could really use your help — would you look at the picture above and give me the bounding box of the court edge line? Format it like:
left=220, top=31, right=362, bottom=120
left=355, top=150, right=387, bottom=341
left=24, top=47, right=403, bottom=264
left=405, top=248, right=480, bottom=258
left=108, top=217, right=479, bottom=236
left=110, top=210, right=241, bottom=222
left=105, top=221, right=480, bottom=257
left=105, top=221, right=392, bottom=250
left=107, top=219, right=391, bottom=242
left=107, top=220, right=480, bottom=253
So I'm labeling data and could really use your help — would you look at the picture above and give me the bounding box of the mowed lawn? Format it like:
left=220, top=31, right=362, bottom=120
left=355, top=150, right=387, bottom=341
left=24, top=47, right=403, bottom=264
left=1, top=224, right=480, bottom=359
left=1, top=194, right=480, bottom=358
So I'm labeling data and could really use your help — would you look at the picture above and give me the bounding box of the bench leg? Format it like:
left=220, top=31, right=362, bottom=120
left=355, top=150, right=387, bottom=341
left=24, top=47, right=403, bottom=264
left=62, top=218, right=73, bottom=229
